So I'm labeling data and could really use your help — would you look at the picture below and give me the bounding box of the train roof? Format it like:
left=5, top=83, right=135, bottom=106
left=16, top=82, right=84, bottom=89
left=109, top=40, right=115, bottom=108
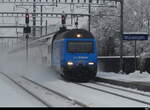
left=53, top=28, right=94, bottom=41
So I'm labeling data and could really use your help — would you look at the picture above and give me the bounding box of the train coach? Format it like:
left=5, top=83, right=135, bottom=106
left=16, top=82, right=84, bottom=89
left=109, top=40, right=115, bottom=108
left=51, top=27, right=97, bottom=82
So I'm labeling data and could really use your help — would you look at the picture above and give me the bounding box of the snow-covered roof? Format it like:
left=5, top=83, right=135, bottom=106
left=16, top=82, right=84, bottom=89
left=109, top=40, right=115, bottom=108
left=124, top=32, right=148, bottom=35
left=98, top=56, right=141, bottom=59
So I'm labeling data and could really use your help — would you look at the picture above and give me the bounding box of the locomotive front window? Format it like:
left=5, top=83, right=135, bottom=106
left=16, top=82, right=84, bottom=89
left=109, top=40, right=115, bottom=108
left=67, top=41, right=93, bottom=53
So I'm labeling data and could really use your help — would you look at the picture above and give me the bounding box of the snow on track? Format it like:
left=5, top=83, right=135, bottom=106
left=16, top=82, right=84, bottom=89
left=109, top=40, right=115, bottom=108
left=92, top=82, right=150, bottom=98
left=1, top=67, right=150, bottom=107
left=77, top=82, right=150, bottom=106
left=20, top=76, right=87, bottom=107
left=0, top=72, right=86, bottom=107
left=0, top=73, right=46, bottom=107
left=28, top=79, right=150, bottom=107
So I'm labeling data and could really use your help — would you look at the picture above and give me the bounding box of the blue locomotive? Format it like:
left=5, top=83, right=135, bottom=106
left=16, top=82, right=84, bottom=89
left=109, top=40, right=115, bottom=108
left=51, top=28, right=97, bottom=82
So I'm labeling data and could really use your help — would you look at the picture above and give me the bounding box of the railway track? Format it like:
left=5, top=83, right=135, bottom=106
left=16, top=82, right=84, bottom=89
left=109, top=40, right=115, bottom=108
left=0, top=72, right=87, bottom=107
left=73, top=82, right=150, bottom=106
left=21, top=76, right=88, bottom=107
left=1, top=71, right=150, bottom=107
left=91, top=81, right=150, bottom=98
left=0, top=72, right=49, bottom=107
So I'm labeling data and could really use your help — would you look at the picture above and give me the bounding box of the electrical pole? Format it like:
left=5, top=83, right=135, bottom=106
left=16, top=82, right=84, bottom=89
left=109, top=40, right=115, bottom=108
left=40, top=5, right=43, bottom=37
left=148, top=17, right=150, bottom=37
left=120, top=0, right=124, bottom=73
left=45, top=20, right=48, bottom=35
left=75, top=17, right=79, bottom=29
left=88, top=0, right=92, bottom=32
left=134, top=40, right=137, bottom=71
left=26, top=34, right=29, bottom=64
left=33, top=0, right=36, bottom=37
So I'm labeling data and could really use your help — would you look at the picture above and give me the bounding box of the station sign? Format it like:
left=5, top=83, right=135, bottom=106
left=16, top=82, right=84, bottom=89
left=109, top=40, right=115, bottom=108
left=123, top=32, right=148, bottom=40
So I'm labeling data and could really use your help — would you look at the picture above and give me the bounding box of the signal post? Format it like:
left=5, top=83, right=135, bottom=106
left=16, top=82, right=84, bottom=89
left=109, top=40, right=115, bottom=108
left=24, top=11, right=31, bottom=64
left=61, top=13, right=66, bottom=28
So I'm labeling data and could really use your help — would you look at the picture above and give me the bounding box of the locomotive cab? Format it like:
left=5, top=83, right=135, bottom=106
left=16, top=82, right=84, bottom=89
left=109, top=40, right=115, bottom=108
left=63, top=39, right=97, bottom=81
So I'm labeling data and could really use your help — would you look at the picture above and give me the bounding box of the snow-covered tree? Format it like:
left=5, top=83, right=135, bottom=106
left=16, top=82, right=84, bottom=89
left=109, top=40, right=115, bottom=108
left=91, top=0, right=150, bottom=56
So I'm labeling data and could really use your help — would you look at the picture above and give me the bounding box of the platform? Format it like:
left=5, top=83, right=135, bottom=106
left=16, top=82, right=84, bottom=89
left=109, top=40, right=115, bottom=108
left=96, top=71, right=150, bottom=92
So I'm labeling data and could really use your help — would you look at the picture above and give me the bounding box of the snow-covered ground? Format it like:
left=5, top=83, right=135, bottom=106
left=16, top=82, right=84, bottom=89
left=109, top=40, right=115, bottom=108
left=97, top=71, right=150, bottom=82
left=38, top=79, right=150, bottom=107
left=0, top=73, right=45, bottom=107
left=1, top=46, right=150, bottom=107
left=1, top=44, right=150, bottom=107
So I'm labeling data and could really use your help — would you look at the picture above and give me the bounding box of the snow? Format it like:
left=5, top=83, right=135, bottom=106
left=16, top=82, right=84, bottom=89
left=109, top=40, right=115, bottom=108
left=1, top=44, right=150, bottom=107
left=98, top=56, right=141, bottom=58
left=40, top=80, right=149, bottom=107
left=124, top=32, right=148, bottom=35
left=97, top=71, right=150, bottom=82
left=0, top=73, right=45, bottom=107
left=85, top=83, right=150, bottom=104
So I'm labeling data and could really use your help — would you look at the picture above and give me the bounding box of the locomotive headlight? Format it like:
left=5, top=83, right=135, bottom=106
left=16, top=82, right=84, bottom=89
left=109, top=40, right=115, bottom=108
left=88, top=62, right=94, bottom=65
left=77, top=34, right=82, bottom=38
left=67, top=61, right=74, bottom=66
